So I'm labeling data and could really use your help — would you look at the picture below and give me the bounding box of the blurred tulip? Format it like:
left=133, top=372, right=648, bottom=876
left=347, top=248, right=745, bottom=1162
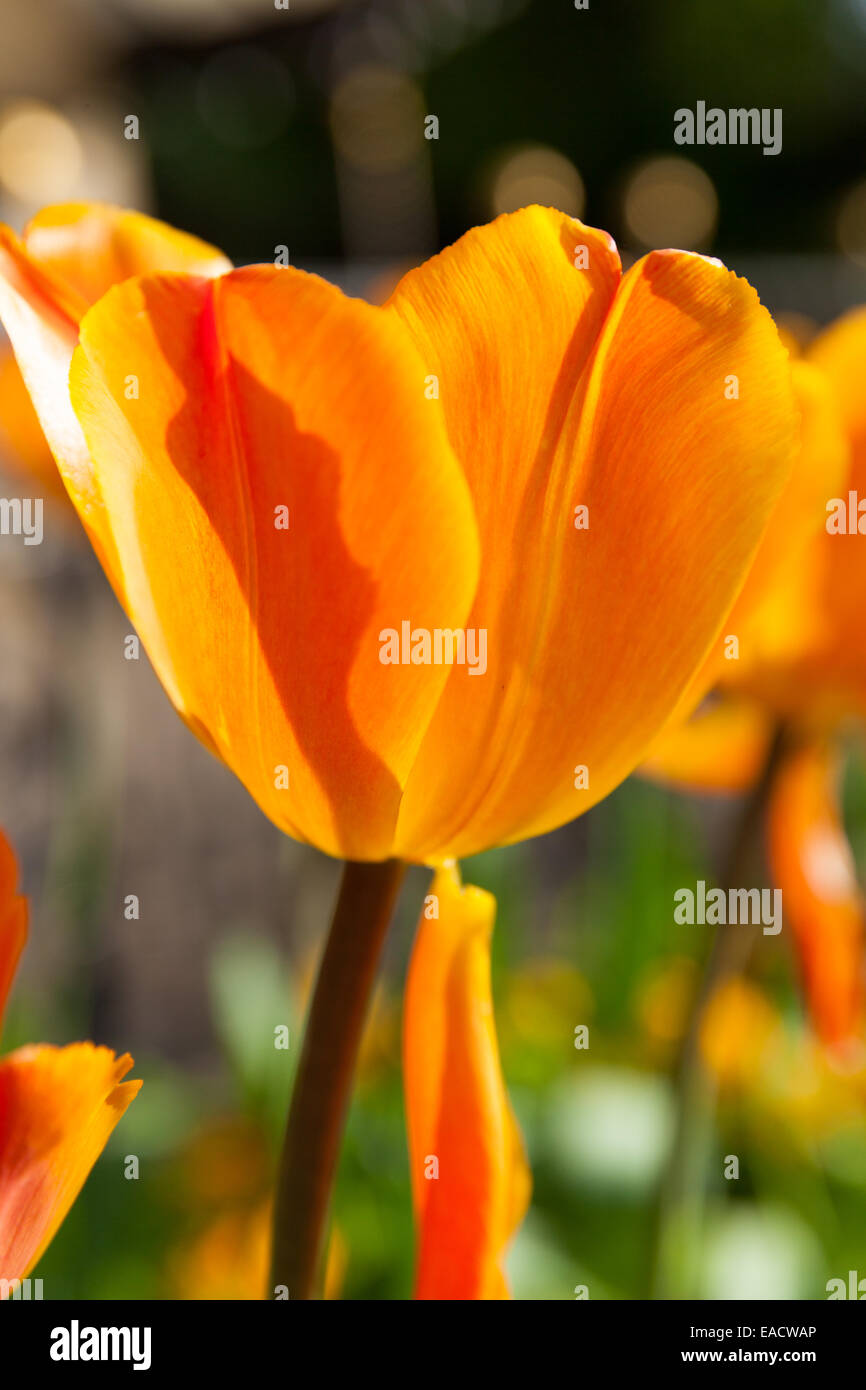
left=0, top=342, right=65, bottom=504
left=645, top=309, right=866, bottom=1051
left=170, top=1202, right=271, bottom=1301
left=642, top=694, right=775, bottom=794
left=169, top=1198, right=349, bottom=1301
left=0, top=831, right=140, bottom=1286
left=404, top=864, right=529, bottom=1298
left=699, top=976, right=778, bottom=1088
left=768, top=740, right=864, bottom=1051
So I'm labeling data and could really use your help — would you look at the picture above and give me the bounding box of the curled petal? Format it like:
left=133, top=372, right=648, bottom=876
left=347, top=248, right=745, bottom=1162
left=0, top=1044, right=141, bottom=1281
left=18, top=202, right=231, bottom=310
left=403, top=864, right=530, bottom=1299
left=767, top=741, right=865, bottom=1050
left=389, top=220, right=797, bottom=858
left=68, top=267, right=480, bottom=859
left=0, top=203, right=229, bottom=513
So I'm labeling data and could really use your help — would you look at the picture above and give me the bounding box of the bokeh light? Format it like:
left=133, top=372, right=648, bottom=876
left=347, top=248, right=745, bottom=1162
left=0, top=100, right=81, bottom=203
left=329, top=64, right=425, bottom=174
left=622, top=155, right=718, bottom=251
left=328, top=62, right=435, bottom=257
left=489, top=144, right=585, bottom=219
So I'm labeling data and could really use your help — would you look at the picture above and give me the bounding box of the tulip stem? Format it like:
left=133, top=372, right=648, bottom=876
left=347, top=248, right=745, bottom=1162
left=650, top=724, right=787, bottom=1298
left=269, top=857, right=406, bottom=1299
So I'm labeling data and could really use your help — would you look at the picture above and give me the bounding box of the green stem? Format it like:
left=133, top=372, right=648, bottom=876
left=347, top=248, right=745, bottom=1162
left=268, top=858, right=406, bottom=1299
left=650, top=724, right=787, bottom=1298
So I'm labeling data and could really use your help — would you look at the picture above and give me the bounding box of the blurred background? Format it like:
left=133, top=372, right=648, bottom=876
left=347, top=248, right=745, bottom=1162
left=1, top=0, right=866, bottom=1299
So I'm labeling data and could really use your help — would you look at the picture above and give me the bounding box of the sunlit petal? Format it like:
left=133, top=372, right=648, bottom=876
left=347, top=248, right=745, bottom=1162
left=68, top=267, right=480, bottom=859
left=390, top=225, right=796, bottom=858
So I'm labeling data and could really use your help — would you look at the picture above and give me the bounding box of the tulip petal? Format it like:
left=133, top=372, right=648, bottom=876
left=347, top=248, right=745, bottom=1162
left=767, top=740, right=864, bottom=1050
left=0, top=203, right=230, bottom=567
left=0, top=833, right=26, bottom=1041
left=642, top=695, right=773, bottom=794
left=0, top=1043, right=141, bottom=1281
left=67, top=267, right=480, bottom=859
left=389, top=225, right=796, bottom=859
left=19, top=202, right=231, bottom=309
left=403, top=864, right=530, bottom=1299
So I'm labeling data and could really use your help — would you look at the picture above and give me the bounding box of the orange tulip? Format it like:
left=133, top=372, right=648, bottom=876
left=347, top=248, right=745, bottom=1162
left=0, top=201, right=798, bottom=1298
left=404, top=864, right=530, bottom=1297
left=767, top=739, right=864, bottom=1049
left=0, top=203, right=795, bottom=863
left=0, top=831, right=140, bottom=1288
left=645, top=309, right=866, bottom=1051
